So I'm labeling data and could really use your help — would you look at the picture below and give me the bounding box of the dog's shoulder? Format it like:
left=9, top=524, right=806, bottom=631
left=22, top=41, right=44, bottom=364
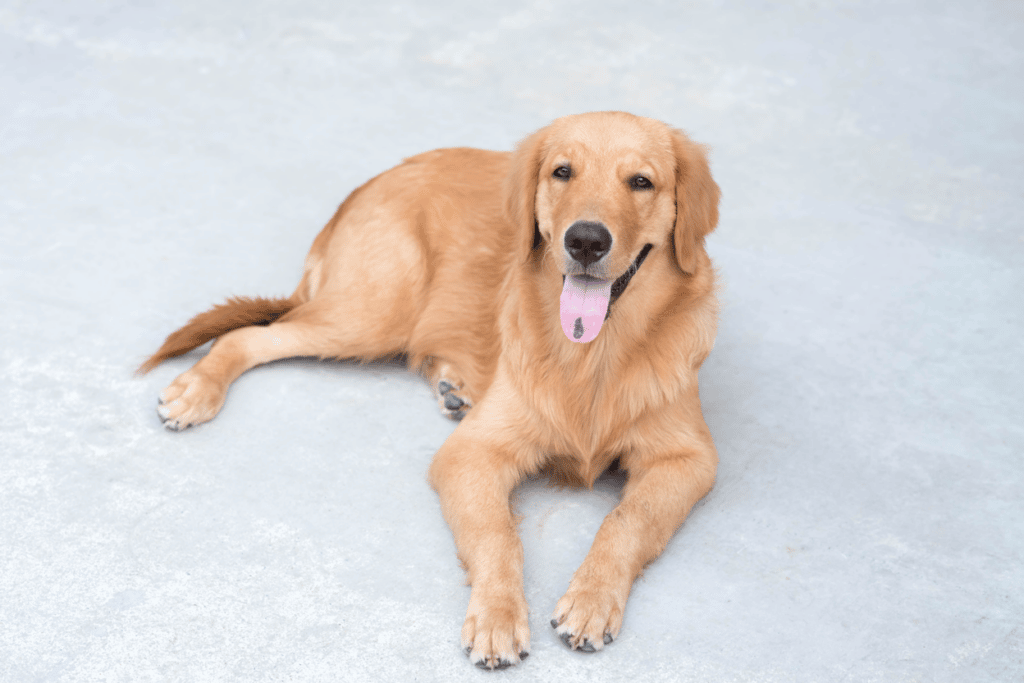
left=402, top=147, right=511, bottom=178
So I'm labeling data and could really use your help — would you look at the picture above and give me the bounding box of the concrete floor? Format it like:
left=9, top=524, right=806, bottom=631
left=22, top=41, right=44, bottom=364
left=2, top=1, right=1022, bottom=681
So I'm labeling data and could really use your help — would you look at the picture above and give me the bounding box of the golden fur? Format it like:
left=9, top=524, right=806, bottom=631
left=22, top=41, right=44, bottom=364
left=141, top=111, right=721, bottom=669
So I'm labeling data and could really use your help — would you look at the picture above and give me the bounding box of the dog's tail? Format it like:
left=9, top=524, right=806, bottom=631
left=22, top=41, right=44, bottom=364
left=137, top=295, right=296, bottom=374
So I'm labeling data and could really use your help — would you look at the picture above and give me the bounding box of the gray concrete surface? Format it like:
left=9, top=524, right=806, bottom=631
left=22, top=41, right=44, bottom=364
left=2, top=1, right=1022, bottom=681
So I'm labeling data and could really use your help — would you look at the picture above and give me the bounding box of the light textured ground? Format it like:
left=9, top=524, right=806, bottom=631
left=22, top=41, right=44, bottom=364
left=2, top=1, right=1022, bottom=681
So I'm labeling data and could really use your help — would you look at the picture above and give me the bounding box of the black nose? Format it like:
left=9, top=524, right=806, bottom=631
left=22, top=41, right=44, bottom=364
left=564, top=221, right=612, bottom=266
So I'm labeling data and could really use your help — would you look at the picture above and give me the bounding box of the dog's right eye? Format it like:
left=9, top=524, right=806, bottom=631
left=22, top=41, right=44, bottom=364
left=552, top=165, right=571, bottom=180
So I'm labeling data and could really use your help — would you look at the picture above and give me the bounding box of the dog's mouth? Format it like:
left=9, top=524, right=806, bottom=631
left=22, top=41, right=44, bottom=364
left=559, top=244, right=653, bottom=343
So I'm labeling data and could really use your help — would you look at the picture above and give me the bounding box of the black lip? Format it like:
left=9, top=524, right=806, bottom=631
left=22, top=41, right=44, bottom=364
left=558, top=243, right=654, bottom=318
left=608, top=244, right=653, bottom=306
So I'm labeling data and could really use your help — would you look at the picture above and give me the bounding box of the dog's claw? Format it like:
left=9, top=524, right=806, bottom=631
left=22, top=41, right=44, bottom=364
left=465, top=641, right=526, bottom=670
left=157, top=403, right=178, bottom=430
left=474, top=658, right=513, bottom=670
left=553, top=618, right=607, bottom=653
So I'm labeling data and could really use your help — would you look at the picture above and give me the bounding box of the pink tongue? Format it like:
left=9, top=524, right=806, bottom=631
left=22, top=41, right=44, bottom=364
left=560, top=275, right=613, bottom=343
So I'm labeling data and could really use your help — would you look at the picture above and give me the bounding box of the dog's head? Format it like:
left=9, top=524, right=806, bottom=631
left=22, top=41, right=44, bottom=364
left=505, top=112, right=720, bottom=343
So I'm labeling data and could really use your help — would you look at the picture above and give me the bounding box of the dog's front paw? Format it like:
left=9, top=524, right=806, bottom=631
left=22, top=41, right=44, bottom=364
left=550, top=578, right=626, bottom=653
left=461, top=590, right=530, bottom=670
left=156, top=369, right=227, bottom=430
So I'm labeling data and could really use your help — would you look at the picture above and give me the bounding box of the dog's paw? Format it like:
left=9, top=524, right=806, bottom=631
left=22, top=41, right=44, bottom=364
left=461, top=591, right=530, bottom=670
left=550, top=581, right=625, bottom=653
left=156, top=369, right=227, bottom=430
left=436, top=379, right=472, bottom=421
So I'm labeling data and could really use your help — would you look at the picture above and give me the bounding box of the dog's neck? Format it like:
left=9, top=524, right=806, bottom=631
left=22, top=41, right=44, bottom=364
left=492, top=244, right=716, bottom=474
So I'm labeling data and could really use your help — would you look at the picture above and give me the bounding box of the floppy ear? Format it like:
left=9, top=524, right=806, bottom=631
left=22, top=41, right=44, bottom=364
left=504, top=125, right=550, bottom=255
left=671, top=129, right=721, bottom=275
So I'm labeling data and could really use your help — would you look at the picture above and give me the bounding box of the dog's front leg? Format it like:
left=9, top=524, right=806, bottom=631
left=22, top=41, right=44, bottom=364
left=551, top=442, right=718, bottom=652
left=428, top=427, right=532, bottom=670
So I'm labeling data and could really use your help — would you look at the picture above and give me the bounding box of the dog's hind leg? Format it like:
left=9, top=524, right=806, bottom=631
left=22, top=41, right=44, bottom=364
left=156, top=316, right=324, bottom=430
left=156, top=298, right=406, bottom=430
left=421, top=357, right=475, bottom=420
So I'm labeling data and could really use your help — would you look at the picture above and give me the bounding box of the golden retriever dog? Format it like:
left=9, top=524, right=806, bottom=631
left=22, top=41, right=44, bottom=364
left=139, top=111, right=721, bottom=669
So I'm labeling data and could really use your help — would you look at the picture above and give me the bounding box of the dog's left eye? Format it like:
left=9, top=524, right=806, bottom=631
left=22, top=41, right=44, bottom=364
left=553, top=165, right=571, bottom=180
left=629, top=175, right=653, bottom=191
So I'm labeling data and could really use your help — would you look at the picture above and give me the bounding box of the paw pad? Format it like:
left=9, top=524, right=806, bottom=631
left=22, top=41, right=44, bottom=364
left=437, top=378, right=471, bottom=420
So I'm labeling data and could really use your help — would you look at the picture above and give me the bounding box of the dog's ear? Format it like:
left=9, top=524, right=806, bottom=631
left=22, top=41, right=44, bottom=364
left=671, top=129, right=720, bottom=275
left=504, top=125, right=550, bottom=254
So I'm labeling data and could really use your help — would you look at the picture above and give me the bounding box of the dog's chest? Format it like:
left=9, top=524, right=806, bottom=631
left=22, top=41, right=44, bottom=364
left=527, top=378, right=638, bottom=481
left=521, top=344, right=689, bottom=480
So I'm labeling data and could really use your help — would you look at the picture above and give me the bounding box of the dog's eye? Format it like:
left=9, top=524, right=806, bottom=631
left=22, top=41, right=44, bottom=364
left=552, top=165, right=571, bottom=180
left=629, top=175, right=653, bottom=191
